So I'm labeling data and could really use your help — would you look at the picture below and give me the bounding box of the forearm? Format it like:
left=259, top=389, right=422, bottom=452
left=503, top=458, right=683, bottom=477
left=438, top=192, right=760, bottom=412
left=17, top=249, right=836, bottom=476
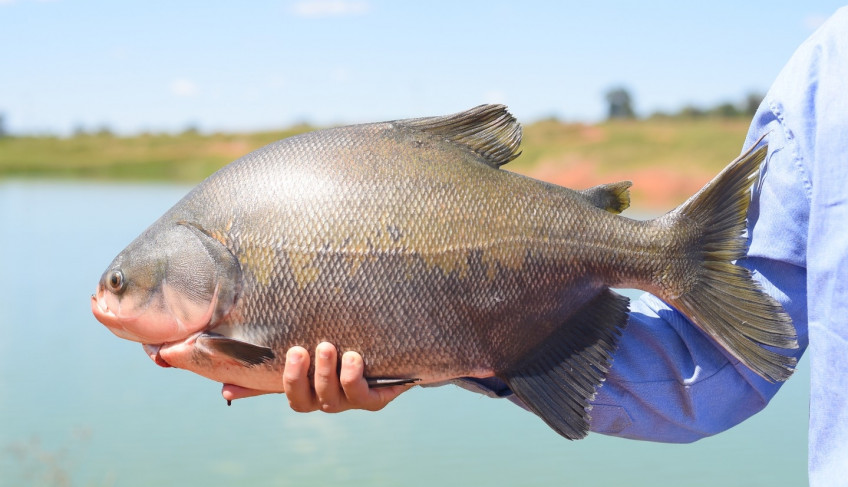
left=454, top=257, right=808, bottom=442
left=591, top=256, right=807, bottom=442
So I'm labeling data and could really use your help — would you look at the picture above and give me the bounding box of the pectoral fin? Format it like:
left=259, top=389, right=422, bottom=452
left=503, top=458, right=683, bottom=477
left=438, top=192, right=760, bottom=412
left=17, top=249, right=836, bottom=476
left=365, top=377, right=420, bottom=388
left=196, top=333, right=275, bottom=367
left=498, top=288, right=629, bottom=440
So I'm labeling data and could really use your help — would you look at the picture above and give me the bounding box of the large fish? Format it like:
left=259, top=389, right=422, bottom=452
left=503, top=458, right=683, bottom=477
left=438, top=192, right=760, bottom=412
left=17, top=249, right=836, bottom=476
left=91, top=105, right=797, bottom=439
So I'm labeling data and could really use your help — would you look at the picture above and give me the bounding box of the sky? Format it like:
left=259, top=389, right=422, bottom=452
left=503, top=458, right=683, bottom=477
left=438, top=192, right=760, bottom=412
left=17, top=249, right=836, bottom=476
left=1, top=0, right=845, bottom=135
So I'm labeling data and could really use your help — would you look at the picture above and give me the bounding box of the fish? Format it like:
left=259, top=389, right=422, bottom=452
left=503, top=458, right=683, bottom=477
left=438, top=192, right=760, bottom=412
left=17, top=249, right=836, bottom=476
left=91, top=104, right=797, bottom=439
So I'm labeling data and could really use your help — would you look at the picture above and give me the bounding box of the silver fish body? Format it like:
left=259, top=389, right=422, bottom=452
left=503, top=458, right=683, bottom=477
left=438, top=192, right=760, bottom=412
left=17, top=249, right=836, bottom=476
left=92, top=105, right=797, bottom=439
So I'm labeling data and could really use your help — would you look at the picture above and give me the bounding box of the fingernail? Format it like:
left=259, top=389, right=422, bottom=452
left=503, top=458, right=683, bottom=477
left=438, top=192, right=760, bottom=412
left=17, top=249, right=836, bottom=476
left=319, top=347, right=331, bottom=360
left=344, top=353, right=357, bottom=366
left=288, top=351, right=301, bottom=365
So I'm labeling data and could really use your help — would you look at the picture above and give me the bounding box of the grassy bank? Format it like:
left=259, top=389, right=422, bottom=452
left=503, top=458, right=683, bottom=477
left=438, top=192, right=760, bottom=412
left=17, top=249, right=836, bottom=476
left=0, top=126, right=313, bottom=182
left=0, top=118, right=750, bottom=209
left=515, top=117, right=751, bottom=209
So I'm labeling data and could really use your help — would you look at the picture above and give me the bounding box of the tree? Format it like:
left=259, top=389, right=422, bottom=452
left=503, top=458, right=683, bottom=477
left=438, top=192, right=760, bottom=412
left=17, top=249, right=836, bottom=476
left=181, top=122, right=200, bottom=136
left=743, top=92, right=765, bottom=116
left=95, top=124, right=114, bottom=137
left=0, top=112, right=6, bottom=138
left=678, top=104, right=705, bottom=118
left=710, top=102, right=741, bottom=118
left=605, top=87, right=636, bottom=120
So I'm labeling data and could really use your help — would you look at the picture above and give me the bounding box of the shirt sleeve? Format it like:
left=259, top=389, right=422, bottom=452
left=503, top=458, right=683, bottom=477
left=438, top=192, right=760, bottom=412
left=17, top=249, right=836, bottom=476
left=767, top=8, right=848, bottom=484
left=590, top=258, right=808, bottom=442
left=588, top=101, right=813, bottom=441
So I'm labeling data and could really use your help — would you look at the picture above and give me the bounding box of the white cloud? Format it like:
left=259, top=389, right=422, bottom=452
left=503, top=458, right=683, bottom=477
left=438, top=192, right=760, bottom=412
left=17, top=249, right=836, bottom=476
left=290, top=0, right=370, bottom=18
left=170, top=78, right=199, bottom=97
left=803, top=14, right=828, bottom=31
left=0, top=0, right=62, bottom=4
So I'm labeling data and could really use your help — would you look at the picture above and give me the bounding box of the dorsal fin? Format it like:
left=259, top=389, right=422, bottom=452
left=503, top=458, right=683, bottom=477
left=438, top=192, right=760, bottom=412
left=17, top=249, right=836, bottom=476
left=397, top=104, right=522, bottom=168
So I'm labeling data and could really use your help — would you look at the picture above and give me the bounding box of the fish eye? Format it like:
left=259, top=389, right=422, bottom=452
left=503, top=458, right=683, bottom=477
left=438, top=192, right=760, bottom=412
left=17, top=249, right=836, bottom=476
left=107, top=270, right=125, bottom=293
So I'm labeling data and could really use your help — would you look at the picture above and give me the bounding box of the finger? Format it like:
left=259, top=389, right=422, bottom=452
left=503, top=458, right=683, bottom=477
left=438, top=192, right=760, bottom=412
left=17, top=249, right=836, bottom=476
left=313, top=342, right=344, bottom=412
left=338, top=351, right=371, bottom=405
left=221, top=383, right=275, bottom=403
left=339, top=351, right=410, bottom=411
left=283, top=346, right=317, bottom=412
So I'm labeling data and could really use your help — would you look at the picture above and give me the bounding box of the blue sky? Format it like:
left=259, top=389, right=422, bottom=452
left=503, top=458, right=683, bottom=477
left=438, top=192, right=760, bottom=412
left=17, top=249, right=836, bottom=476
left=1, top=0, right=844, bottom=135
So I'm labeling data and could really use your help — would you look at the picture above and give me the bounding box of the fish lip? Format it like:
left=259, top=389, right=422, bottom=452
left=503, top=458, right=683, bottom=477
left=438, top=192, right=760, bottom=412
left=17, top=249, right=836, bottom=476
left=91, top=289, right=122, bottom=330
left=90, top=288, right=147, bottom=342
left=91, top=289, right=112, bottom=320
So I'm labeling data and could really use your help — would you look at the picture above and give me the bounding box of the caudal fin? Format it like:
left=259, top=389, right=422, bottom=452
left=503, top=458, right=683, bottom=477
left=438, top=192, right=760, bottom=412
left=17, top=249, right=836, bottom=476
left=659, top=136, right=797, bottom=382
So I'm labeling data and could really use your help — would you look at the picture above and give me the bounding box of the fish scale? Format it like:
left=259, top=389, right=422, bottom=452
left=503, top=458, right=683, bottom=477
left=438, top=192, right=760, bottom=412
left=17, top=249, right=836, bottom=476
left=92, top=104, right=797, bottom=439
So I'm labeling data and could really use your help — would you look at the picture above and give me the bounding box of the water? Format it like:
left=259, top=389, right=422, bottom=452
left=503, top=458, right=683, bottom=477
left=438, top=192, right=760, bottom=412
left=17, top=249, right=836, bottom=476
left=0, top=180, right=810, bottom=486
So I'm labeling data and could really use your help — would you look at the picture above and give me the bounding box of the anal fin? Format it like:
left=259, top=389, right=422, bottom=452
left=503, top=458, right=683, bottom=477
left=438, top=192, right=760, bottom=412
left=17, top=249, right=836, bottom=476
left=196, top=334, right=275, bottom=367
left=498, top=288, right=629, bottom=440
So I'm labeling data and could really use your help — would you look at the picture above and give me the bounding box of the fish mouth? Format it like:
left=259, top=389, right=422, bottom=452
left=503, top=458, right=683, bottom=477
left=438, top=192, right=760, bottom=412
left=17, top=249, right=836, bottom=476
left=90, top=288, right=148, bottom=342
left=92, top=290, right=175, bottom=368
left=91, top=282, right=212, bottom=345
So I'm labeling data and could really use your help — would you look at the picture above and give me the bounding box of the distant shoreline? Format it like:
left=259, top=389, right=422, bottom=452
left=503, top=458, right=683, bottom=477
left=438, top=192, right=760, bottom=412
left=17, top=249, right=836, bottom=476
left=0, top=118, right=749, bottom=211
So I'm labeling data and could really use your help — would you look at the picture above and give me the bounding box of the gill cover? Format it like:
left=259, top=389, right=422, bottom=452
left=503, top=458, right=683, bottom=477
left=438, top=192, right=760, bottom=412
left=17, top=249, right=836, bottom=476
left=93, top=221, right=241, bottom=344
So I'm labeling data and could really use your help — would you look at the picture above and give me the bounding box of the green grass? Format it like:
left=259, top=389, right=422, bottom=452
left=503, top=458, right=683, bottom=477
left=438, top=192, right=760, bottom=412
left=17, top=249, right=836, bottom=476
left=0, top=126, right=313, bottom=182
left=512, top=117, right=750, bottom=175
left=510, top=117, right=751, bottom=209
left=0, top=119, right=750, bottom=194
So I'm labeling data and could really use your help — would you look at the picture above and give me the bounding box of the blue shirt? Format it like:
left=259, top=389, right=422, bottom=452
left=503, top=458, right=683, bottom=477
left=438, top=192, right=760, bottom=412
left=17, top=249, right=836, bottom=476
left=458, top=8, right=848, bottom=485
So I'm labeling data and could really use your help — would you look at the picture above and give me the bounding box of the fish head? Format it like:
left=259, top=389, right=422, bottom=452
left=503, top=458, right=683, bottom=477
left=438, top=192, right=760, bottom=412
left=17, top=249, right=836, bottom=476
left=91, top=220, right=241, bottom=346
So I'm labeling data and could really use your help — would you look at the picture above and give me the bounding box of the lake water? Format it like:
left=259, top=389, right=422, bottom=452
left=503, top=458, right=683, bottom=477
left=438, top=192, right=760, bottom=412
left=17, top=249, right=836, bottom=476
left=0, top=180, right=810, bottom=486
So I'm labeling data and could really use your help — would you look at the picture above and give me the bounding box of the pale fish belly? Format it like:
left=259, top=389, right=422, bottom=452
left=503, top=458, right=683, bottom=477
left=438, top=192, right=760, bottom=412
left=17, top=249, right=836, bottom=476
left=145, top=335, right=287, bottom=392
left=145, top=334, right=496, bottom=392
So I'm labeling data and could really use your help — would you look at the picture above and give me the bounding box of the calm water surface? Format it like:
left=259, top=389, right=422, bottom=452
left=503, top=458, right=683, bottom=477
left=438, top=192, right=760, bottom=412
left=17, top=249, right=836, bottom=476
left=0, top=181, right=809, bottom=486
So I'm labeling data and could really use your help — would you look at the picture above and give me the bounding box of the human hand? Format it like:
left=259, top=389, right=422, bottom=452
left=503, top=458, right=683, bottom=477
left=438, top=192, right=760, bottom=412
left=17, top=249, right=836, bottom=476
left=221, top=342, right=410, bottom=412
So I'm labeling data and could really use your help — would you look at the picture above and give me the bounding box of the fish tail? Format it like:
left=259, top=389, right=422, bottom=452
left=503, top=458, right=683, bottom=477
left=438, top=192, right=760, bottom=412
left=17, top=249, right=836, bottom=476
left=658, top=137, right=797, bottom=382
